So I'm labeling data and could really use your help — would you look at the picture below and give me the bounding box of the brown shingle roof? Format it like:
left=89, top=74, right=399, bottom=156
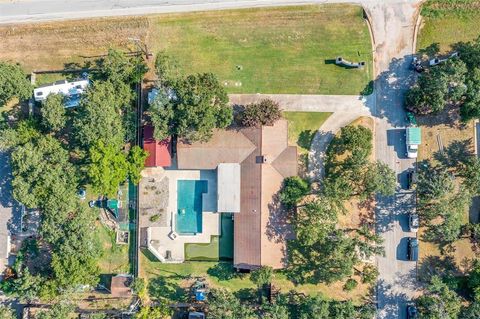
left=177, top=129, right=256, bottom=170
left=176, top=120, right=297, bottom=269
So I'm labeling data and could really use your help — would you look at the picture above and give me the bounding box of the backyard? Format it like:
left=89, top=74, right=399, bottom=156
left=0, top=4, right=373, bottom=94
left=140, top=252, right=370, bottom=304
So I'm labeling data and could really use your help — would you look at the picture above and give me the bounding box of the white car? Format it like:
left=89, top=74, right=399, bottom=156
left=409, top=214, right=419, bottom=232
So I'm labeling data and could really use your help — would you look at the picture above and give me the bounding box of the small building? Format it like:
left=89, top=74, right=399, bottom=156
left=143, top=125, right=172, bottom=168
left=33, top=79, right=89, bottom=108
left=109, top=274, right=132, bottom=298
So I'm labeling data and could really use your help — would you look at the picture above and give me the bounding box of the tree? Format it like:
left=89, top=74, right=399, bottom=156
left=462, top=157, right=480, bottom=194
left=297, top=295, right=330, bottom=319
left=0, top=267, right=42, bottom=302
left=416, top=276, right=462, bottom=319
left=239, top=99, right=282, bottom=127
left=10, top=135, right=78, bottom=211
left=150, top=72, right=233, bottom=142
left=99, top=48, right=148, bottom=85
left=250, top=266, right=273, bottom=288
left=363, top=161, right=396, bottom=197
left=48, top=202, right=101, bottom=291
left=40, top=93, right=66, bottom=132
left=405, top=59, right=467, bottom=115
left=416, top=163, right=454, bottom=205
left=128, top=145, right=148, bottom=184
left=329, top=300, right=356, bottom=319
left=73, top=81, right=127, bottom=149
left=0, top=305, right=15, bottom=319
left=461, top=301, right=480, bottom=319
left=343, top=278, right=358, bottom=291
left=260, top=301, right=290, bottom=319
left=135, top=305, right=171, bottom=319
left=207, top=288, right=256, bottom=319
left=361, top=264, right=379, bottom=284
left=0, top=119, right=41, bottom=149
left=467, top=260, right=480, bottom=301
left=155, top=51, right=183, bottom=85
left=0, top=61, right=32, bottom=107
left=279, top=176, right=310, bottom=209
left=87, top=141, right=128, bottom=197
left=36, top=302, right=75, bottom=319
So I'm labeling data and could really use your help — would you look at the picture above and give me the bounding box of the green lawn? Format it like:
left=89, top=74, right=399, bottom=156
left=150, top=5, right=373, bottom=94
left=283, top=112, right=332, bottom=153
left=96, top=224, right=130, bottom=274
left=418, top=0, right=480, bottom=52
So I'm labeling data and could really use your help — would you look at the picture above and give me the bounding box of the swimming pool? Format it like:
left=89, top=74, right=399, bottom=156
left=176, top=180, right=208, bottom=234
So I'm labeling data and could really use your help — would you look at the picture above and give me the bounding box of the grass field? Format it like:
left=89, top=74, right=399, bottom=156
left=283, top=112, right=332, bottom=153
left=0, top=5, right=373, bottom=94
left=418, top=0, right=480, bottom=52
left=96, top=223, right=130, bottom=274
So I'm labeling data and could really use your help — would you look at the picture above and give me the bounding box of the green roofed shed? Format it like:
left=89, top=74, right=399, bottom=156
left=406, top=127, right=421, bottom=145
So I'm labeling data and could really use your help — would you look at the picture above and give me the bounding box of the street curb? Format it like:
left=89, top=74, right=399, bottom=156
left=412, top=9, right=423, bottom=54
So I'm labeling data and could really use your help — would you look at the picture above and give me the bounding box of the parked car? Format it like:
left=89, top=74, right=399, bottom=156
left=406, top=170, right=416, bottom=189
left=407, top=305, right=418, bottom=319
left=407, top=237, right=419, bottom=261
left=409, top=214, right=419, bottom=233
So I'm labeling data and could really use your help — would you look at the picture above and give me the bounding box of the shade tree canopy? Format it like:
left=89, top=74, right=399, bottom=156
left=40, top=93, right=67, bottom=133
left=0, top=61, right=32, bottom=107
left=239, top=99, right=282, bottom=127
left=150, top=72, right=233, bottom=142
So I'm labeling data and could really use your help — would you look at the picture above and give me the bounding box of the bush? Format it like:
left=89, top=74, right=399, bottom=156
left=239, top=99, right=282, bottom=127
left=343, top=278, right=358, bottom=291
left=150, top=214, right=160, bottom=222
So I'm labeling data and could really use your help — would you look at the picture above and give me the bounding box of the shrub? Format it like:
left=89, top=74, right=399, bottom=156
left=150, top=214, right=160, bottom=222
left=343, top=278, right=358, bottom=291
left=239, top=99, right=282, bottom=127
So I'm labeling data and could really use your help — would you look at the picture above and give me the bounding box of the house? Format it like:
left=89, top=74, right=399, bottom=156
left=33, top=79, right=89, bottom=108
left=143, top=125, right=172, bottom=168
left=176, top=120, right=297, bottom=270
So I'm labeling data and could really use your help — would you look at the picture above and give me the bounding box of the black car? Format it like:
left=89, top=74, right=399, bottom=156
left=407, top=305, right=418, bottom=319
left=407, top=238, right=419, bottom=261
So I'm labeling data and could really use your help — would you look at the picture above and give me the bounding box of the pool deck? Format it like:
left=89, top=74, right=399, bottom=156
left=143, top=167, right=221, bottom=263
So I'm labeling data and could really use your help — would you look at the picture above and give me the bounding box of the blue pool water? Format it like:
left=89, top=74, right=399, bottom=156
left=176, top=180, right=208, bottom=234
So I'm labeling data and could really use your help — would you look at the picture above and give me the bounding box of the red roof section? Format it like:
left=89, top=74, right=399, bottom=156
left=143, top=125, right=171, bottom=168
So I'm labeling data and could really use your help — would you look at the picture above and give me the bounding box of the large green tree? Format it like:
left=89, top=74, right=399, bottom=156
left=10, top=135, right=78, bottom=211
left=99, top=48, right=148, bottom=85
left=87, top=141, right=128, bottom=197
left=150, top=72, right=233, bottom=142
left=207, top=288, right=256, bottom=319
left=416, top=276, right=462, bottom=319
left=0, top=61, right=32, bottom=107
left=36, top=302, right=75, bottom=319
left=0, top=306, right=15, bottom=319
left=40, top=93, right=66, bottom=133
left=127, top=145, right=148, bottom=184
left=279, top=176, right=310, bottom=209
left=73, top=81, right=127, bottom=149
left=239, top=99, right=282, bottom=127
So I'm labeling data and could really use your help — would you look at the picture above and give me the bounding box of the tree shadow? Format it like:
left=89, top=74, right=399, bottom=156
left=297, top=130, right=315, bottom=150
left=148, top=275, right=187, bottom=302
left=266, top=193, right=294, bottom=245
left=433, top=138, right=473, bottom=169
left=206, top=262, right=238, bottom=281
left=417, top=255, right=460, bottom=284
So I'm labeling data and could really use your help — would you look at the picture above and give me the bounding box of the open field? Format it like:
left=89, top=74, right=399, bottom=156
left=418, top=0, right=480, bottom=52
left=140, top=251, right=369, bottom=304
left=283, top=112, right=332, bottom=154
left=0, top=5, right=373, bottom=94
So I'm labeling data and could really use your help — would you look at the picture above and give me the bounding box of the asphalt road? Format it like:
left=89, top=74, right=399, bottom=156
left=365, top=1, right=423, bottom=318
left=0, top=0, right=414, bottom=24
left=0, top=0, right=424, bottom=317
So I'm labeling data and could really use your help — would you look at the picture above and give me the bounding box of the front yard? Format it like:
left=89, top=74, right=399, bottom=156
left=0, top=4, right=373, bottom=95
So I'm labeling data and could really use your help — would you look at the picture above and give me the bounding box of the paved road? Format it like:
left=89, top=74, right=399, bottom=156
left=0, top=0, right=424, bottom=317
left=0, top=0, right=415, bottom=24
left=0, top=151, right=16, bottom=279
left=365, top=1, right=423, bottom=318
